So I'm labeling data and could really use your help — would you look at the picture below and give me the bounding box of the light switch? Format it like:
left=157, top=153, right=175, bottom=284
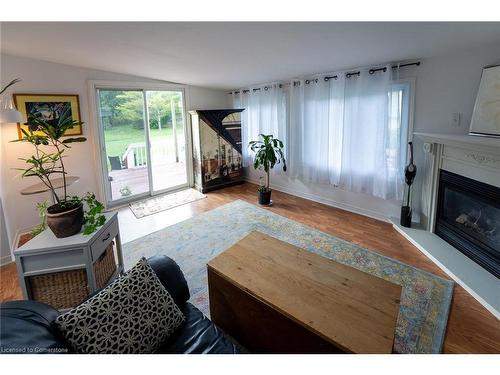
left=451, top=112, right=461, bottom=127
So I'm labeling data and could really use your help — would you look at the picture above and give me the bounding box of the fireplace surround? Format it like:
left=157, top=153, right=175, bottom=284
left=391, top=132, right=500, bottom=319
left=435, top=170, right=500, bottom=278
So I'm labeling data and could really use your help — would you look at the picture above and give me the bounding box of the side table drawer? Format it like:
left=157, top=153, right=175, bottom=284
left=90, top=218, right=119, bottom=262
left=18, top=248, right=86, bottom=274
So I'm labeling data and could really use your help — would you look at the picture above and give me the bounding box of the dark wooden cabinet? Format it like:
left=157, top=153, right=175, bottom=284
left=189, top=109, right=244, bottom=193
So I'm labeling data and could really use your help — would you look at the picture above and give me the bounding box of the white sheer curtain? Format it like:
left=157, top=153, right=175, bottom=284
left=233, top=65, right=408, bottom=201
left=287, top=65, right=405, bottom=200
left=339, top=65, right=396, bottom=198
left=232, top=84, right=286, bottom=168
left=288, top=77, right=344, bottom=184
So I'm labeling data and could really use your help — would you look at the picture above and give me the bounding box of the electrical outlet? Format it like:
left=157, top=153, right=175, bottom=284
left=451, top=112, right=461, bottom=127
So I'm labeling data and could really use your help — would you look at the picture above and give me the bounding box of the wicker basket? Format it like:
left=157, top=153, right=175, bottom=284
left=29, top=269, right=88, bottom=310
left=28, top=243, right=117, bottom=310
left=94, top=242, right=117, bottom=289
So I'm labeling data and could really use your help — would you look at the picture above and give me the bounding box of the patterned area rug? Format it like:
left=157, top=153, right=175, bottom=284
left=129, top=188, right=206, bottom=218
left=123, top=200, right=454, bottom=353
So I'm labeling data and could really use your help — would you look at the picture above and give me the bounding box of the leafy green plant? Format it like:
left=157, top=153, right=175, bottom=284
left=12, top=107, right=106, bottom=235
left=119, top=186, right=132, bottom=197
left=249, top=134, right=287, bottom=192
left=82, top=193, right=106, bottom=235
left=13, top=108, right=86, bottom=207
left=30, top=200, right=49, bottom=237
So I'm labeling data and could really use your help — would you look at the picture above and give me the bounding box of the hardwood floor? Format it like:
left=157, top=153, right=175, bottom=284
left=1, top=182, right=499, bottom=353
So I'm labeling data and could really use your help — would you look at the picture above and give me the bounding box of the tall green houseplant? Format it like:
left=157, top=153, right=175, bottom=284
left=248, top=134, right=286, bottom=205
left=16, top=106, right=86, bottom=205
left=14, top=108, right=104, bottom=237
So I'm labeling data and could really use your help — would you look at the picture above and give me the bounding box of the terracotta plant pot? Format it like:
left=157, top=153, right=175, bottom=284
left=46, top=203, right=84, bottom=238
left=258, top=189, right=272, bottom=205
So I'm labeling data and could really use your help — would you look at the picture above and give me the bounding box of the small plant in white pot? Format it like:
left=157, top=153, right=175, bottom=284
left=249, top=134, right=286, bottom=206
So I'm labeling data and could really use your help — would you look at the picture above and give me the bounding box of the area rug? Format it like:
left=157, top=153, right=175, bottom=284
left=123, top=200, right=454, bottom=353
left=129, top=188, right=206, bottom=218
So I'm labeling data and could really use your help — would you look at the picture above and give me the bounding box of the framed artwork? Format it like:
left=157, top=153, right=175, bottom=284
left=469, top=65, right=500, bottom=138
left=13, top=94, right=82, bottom=139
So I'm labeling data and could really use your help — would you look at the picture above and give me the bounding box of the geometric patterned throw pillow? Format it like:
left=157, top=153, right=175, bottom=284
left=54, top=258, right=185, bottom=353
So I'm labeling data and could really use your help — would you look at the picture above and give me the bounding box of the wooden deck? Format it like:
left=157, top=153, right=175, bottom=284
left=109, top=161, right=187, bottom=200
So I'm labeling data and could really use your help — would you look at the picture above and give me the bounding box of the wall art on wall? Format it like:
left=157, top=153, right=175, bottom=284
left=469, top=65, right=500, bottom=138
left=13, top=94, right=82, bottom=139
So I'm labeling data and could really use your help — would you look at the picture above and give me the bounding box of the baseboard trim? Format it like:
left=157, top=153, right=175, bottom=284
left=391, top=218, right=500, bottom=320
left=244, top=177, right=390, bottom=223
left=0, top=254, right=13, bottom=266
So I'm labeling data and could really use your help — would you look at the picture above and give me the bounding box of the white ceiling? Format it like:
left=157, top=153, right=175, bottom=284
left=1, top=22, right=500, bottom=90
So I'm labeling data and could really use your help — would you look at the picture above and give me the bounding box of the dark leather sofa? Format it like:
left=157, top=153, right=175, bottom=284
left=0, top=255, right=238, bottom=354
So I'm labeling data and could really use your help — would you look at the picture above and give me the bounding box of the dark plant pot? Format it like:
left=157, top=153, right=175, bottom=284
left=46, top=203, right=84, bottom=238
left=400, top=205, right=412, bottom=228
left=258, top=189, right=272, bottom=206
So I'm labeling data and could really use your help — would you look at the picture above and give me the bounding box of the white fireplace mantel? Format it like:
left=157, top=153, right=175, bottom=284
left=414, top=132, right=500, bottom=154
left=414, top=132, right=500, bottom=230
left=392, top=132, right=500, bottom=319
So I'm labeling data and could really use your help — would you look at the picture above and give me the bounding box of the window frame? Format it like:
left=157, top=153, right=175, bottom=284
left=87, top=80, right=193, bottom=208
left=391, top=77, right=416, bottom=168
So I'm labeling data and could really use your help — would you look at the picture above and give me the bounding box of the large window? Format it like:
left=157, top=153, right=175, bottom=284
left=235, top=70, right=413, bottom=201
left=386, top=82, right=412, bottom=192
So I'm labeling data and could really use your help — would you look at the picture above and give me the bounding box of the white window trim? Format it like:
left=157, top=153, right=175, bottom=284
left=87, top=80, right=194, bottom=208
left=394, top=77, right=416, bottom=155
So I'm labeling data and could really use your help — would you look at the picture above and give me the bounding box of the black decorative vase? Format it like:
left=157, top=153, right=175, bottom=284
left=258, top=190, right=272, bottom=205
left=400, top=141, right=417, bottom=228
left=400, top=205, right=412, bottom=227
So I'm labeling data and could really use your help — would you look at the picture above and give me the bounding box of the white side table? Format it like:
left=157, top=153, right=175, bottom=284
left=15, top=212, right=124, bottom=310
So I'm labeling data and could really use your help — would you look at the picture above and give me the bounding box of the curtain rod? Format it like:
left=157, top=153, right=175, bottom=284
left=228, top=61, right=420, bottom=94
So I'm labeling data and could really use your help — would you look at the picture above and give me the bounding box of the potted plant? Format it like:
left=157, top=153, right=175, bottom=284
left=249, top=134, right=286, bottom=206
left=13, top=108, right=104, bottom=238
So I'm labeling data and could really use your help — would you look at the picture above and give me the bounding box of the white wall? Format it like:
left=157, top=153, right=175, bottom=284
left=413, top=41, right=500, bottom=135
left=0, top=120, right=10, bottom=265
left=411, top=41, right=500, bottom=222
left=245, top=41, right=500, bottom=222
left=0, top=54, right=228, bottom=258
left=0, top=47, right=10, bottom=263
left=0, top=200, right=9, bottom=265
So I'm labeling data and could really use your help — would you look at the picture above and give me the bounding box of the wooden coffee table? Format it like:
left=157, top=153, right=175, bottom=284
left=207, top=231, right=402, bottom=353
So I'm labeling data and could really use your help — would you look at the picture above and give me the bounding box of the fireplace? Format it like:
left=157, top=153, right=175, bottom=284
left=435, top=170, right=500, bottom=278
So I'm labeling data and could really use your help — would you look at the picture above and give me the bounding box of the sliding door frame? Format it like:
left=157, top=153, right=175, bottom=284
left=87, top=80, right=194, bottom=209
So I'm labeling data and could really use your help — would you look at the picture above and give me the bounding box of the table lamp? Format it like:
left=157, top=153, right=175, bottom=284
left=0, top=78, right=23, bottom=124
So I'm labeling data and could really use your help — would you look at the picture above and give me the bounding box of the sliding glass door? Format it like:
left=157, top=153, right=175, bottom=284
left=146, top=91, right=187, bottom=192
left=96, top=88, right=189, bottom=206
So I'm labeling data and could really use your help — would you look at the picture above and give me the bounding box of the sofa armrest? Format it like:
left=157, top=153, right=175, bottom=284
left=0, top=300, right=69, bottom=353
left=147, top=255, right=190, bottom=306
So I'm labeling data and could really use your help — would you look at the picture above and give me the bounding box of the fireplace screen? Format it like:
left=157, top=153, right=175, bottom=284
left=435, top=170, right=500, bottom=278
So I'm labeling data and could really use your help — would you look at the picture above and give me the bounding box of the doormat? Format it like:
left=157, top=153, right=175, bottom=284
left=129, top=188, right=206, bottom=218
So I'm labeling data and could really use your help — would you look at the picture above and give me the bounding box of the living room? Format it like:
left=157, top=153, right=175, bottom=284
left=0, top=2, right=499, bottom=373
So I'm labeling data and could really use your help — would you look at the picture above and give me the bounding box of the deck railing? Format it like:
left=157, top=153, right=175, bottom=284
left=122, top=139, right=183, bottom=168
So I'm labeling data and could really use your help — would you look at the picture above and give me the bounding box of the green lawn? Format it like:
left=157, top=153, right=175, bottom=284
left=103, top=124, right=184, bottom=159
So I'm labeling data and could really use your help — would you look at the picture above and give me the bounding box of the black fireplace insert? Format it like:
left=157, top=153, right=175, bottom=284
left=435, top=170, right=500, bottom=278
